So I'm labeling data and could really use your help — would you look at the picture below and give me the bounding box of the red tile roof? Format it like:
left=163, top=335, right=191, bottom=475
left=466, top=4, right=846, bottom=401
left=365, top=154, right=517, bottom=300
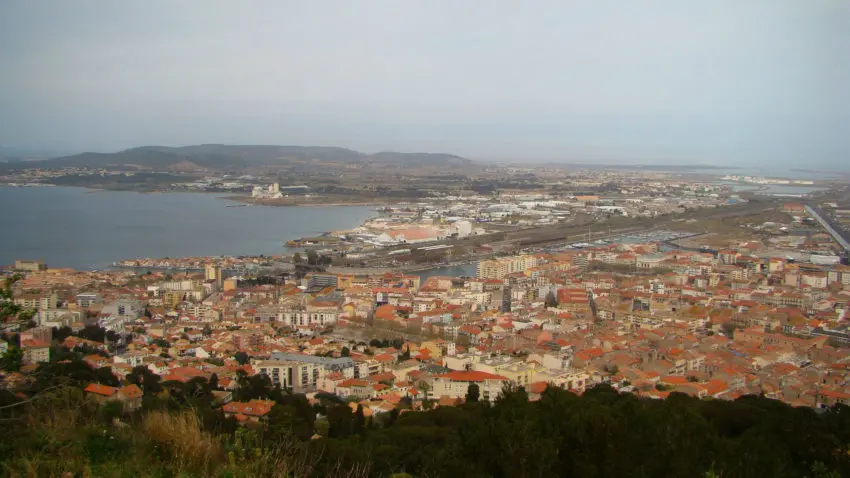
left=84, top=383, right=118, bottom=397
left=527, top=381, right=549, bottom=394
left=222, top=399, right=275, bottom=417
left=338, top=379, right=369, bottom=388
left=119, top=384, right=143, bottom=399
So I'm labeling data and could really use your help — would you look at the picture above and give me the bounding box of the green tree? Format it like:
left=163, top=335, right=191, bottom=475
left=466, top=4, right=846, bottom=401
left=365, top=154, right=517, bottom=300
left=340, top=347, right=350, bottom=357
left=234, top=371, right=276, bottom=402
left=0, top=274, right=23, bottom=320
left=466, top=383, right=480, bottom=403
left=0, top=345, right=23, bottom=372
left=127, top=365, right=162, bottom=395
left=353, top=404, right=366, bottom=434
left=306, top=250, right=319, bottom=266
left=52, top=326, right=73, bottom=342
left=267, top=404, right=300, bottom=441
left=0, top=274, right=35, bottom=329
left=417, top=380, right=431, bottom=402
left=327, top=404, right=353, bottom=438
left=78, top=325, right=107, bottom=343
left=95, top=367, right=120, bottom=387
left=101, top=400, right=124, bottom=423
left=544, top=290, right=559, bottom=308
left=234, top=351, right=250, bottom=365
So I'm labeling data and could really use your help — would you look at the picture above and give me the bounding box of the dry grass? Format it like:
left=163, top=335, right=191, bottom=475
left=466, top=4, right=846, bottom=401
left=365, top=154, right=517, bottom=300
left=2, top=390, right=373, bottom=478
left=142, top=410, right=222, bottom=475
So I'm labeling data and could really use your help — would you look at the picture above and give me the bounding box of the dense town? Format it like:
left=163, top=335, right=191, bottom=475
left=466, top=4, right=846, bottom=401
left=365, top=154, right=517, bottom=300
left=4, top=2, right=849, bottom=474
left=3, top=198, right=850, bottom=432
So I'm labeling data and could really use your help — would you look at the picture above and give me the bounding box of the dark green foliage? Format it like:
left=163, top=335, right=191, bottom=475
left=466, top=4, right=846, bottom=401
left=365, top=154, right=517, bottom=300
left=3, top=366, right=850, bottom=478
left=327, top=404, right=354, bottom=438
left=83, top=427, right=132, bottom=465
left=94, top=367, right=120, bottom=387
left=306, top=385, right=850, bottom=478
left=77, top=325, right=108, bottom=343
left=100, top=400, right=124, bottom=423
left=26, top=359, right=104, bottom=393
left=127, top=364, right=163, bottom=395
left=0, top=345, right=22, bottom=372
left=353, top=404, right=366, bottom=435
left=544, top=290, right=559, bottom=308
left=368, top=337, right=405, bottom=350
left=233, top=351, right=249, bottom=365
left=51, top=325, right=74, bottom=342
left=233, top=370, right=277, bottom=402
left=465, top=383, right=480, bottom=403
left=266, top=396, right=316, bottom=442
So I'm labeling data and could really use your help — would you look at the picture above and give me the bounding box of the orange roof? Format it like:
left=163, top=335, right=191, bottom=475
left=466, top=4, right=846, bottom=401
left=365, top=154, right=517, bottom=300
left=387, top=228, right=439, bottom=241
left=438, top=395, right=462, bottom=407
left=338, top=379, right=369, bottom=388
left=527, top=381, right=548, bottom=394
left=660, top=376, right=689, bottom=385
left=222, top=399, right=275, bottom=417
left=118, top=384, right=143, bottom=399
left=367, top=372, right=396, bottom=383
left=820, top=388, right=850, bottom=399
left=704, top=379, right=729, bottom=396
left=84, top=383, right=118, bottom=397
left=374, top=304, right=398, bottom=321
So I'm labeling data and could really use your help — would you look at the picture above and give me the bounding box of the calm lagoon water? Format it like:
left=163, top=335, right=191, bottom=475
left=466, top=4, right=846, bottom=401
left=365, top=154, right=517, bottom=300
left=418, top=264, right=477, bottom=281
left=0, top=187, right=376, bottom=270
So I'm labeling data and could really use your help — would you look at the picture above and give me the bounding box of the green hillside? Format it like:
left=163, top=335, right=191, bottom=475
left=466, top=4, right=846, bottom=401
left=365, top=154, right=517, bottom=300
left=1, top=355, right=848, bottom=477
left=1, top=144, right=472, bottom=172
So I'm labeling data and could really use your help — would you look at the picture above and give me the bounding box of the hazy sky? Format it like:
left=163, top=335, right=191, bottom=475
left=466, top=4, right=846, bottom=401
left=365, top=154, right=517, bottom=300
left=1, top=1, right=848, bottom=167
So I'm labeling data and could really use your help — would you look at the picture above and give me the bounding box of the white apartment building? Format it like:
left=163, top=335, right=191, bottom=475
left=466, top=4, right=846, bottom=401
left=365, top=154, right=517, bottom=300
left=476, top=254, right=539, bottom=280
left=431, top=370, right=508, bottom=402
left=256, top=353, right=356, bottom=392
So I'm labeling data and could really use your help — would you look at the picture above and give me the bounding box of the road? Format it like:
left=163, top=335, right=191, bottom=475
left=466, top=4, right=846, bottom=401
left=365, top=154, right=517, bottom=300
left=804, top=205, right=850, bottom=252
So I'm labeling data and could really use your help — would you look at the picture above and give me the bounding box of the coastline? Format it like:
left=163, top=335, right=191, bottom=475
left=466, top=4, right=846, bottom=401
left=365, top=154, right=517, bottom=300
left=222, top=194, right=392, bottom=208
left=0, top=182, right=393, bottom=208
left=0, top=186, right=382, bottom=270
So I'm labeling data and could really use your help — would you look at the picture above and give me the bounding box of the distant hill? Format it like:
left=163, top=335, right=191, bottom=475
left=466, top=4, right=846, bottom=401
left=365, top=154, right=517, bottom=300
left=0, top=145, right=75, bottom=163
left=370, top=151, right=470, bottom=167
left=0, top=144, right=472, bottom=172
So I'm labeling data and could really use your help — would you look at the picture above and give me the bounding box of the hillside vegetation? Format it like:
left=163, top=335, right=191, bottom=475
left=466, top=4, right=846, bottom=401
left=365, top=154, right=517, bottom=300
left=0, top=144, right=471, bottom=173
left=1, top=355, right=849, bottom=477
